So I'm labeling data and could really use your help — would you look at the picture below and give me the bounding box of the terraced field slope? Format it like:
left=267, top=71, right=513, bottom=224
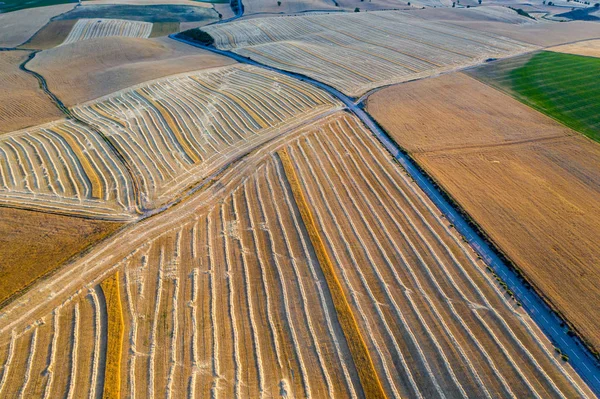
left=60, top=18, right=153, bottom=45
left=204, top=11, right=535, bottom=96
left=469, top=51, right=600, bottom=142
left=0, top=51, right=63, bottom=134
left=367, top=72, right=600, bottom=353
left=0, top=111, right=592, bottom=399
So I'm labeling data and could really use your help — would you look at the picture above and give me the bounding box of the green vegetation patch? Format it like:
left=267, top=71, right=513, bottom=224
left=0, top=0, right=77, bottom=14
left=469, top=51, right=600, bottom=143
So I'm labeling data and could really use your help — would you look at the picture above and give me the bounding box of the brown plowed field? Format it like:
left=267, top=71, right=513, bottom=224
left=0, top=51, right=63, bottom=134
left=0, top=207, right=122, bottom=305
left=367, top=72, right=600, bottom=351
left=20, top=20, right=78, bottom=50
left=27, top=36, right=236, bottom=106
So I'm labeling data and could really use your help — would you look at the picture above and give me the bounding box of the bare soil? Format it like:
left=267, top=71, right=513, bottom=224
left=0, top=207, right=122, bottom=305
left=549, top=39, right=600, bottom=57
left=0, top=51, right=63, bottom=134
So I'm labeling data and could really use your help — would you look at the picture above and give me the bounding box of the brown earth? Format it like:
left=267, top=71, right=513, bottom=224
left=0, top=207, right=122, bottom=305
left=0, top=51, right=63, bottom=134
left=549, top=39, right=600, bottom=58
left=20, top=20, right=78, bottom=50
left=28, top=36, right=236, bottom=106
left=367, top=72, right=600, bottom=351
left=149, top=22, right=181, bottom=38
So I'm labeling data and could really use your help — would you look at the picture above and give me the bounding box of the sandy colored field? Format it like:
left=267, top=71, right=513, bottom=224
left=205, top=11, right=535, bottom=96
left=0, top=207, right=121, bottom=305
left=149, top=21, right=180, bottom=37
left=406, top=5, right=538, bottom=23
left=28, top=36, right=235, bottom=105
left=0, top=4, right=76, bottom=48
left=447, top=19, right=600, bottom=46
left=0, top=51, right=63, bottom=134
left=367, top=72, right=600, bottom=351
left=549, top=39, right=600, bottom=58
left=20, top=20, right=78, bottom=50
left=0, top=108, right=593, bottom=398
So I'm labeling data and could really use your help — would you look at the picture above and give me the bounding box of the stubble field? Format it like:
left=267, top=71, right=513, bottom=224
left=0, top=110, right=593, bottom=399
left=204, top=11, right=535, bottom=96
left=367, top=72, right=600, bottom=352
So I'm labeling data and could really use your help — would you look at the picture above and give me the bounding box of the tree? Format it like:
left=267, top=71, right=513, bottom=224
left=277, top=1, right=281, bottom=5
left=595, top=2, right=600, bottom=7
left=407, top=1, right=411, bottom=5
left=452, top=1, right=456, bottom=6
left=354, top=6, right=360, bottom=11
left=478, top=0, right=482, bottom=4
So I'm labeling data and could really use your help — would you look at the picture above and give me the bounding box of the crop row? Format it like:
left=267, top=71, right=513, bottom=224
left=61, top=18, right=153, bottom=46
left=281, top=112, right=592, bottom=398
left=0, top=119, right=134, bottom=219
left=204, top=11, right=536, bottom=96
left=73, top=64, right=340, bottom=208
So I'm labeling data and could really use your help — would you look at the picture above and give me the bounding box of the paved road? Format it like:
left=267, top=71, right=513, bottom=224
left=171, top=34, right=600, bottom=396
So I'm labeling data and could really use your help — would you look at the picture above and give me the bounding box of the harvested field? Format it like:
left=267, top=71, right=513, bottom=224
left=20, top=20, right=78, bottom=50
left=0, top=207, right=121, bottom=305
left=204, top=11, right=536, bottom=96
left=0, top=51, right=63, bottom=133
left=407, top=5, right=538, bottom=24
left=0, top=110, right=593, bottom=399
left=444, top=19, right=600, bottom=46
left=549, top=39, right=600, bottom=58
left=0, top=3, right=76, bottom=48
left=469, top=51, right=600, bottom=142
left=28, top=36, right=235, bottom=105
left=101, top=272, right=124, bottom=399
left=0, top=0, right=76, bottom=13
left=60, top=18, right=153, bottom=45
left=367, top=72, right=600, bottom=352
left=0, top=118, right=137, bottom=219
left=71, top=64, right=341, bottom=208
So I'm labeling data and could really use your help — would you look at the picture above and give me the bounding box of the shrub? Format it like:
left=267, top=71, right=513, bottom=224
left=178, top=28, right=214, bottom=46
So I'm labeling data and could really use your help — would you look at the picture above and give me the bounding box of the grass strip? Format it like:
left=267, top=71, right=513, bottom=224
left=278, top=149, right=387, bottom=399
left=101, top=271, right=124, bottom=399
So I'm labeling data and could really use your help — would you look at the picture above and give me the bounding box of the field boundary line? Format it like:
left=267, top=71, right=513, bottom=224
left=277, top=148, right=387, bottom=399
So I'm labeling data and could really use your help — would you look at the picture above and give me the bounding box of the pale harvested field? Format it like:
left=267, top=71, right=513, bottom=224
left=446, top=20, right=600, bottom=47
left=29, top=36, right=235, bottom=105
left=0, top=4, right=76, bottom=48
left=71, top=64, right=341, bottom=209
left=407, top=6, right=538, bottom=24
left=0, top=110, right=593, bottom=399
left=0, top=207, right=121, bottom=305
left=60, top=18, right=153, bottom=45
left=204, top=11, right=536, bottom=96
left=549, top=39, right=600, bottom=58
left=0, top=118, right=138, bottom=219
left=367, top=73, right=600, bottom=351
left=84, top=0, right=212, bottom=6
left=0, top=51, right=63, bottom=134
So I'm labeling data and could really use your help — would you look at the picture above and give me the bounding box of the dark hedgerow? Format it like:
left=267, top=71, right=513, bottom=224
left=177, top=28, right=215, bottom=46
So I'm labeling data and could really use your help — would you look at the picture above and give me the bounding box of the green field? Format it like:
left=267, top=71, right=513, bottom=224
left=469, top=51, right=600, bottom=143
left=0, top=0, right=77, bottom=13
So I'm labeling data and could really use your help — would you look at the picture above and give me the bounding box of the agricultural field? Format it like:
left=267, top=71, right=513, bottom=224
left=0, top=207, right=122, bottom=305
left=469, top=51, right=600, bottom=142
left=70, top=64, right=341, bottom=209
left=60, top=18, right=153, bottom=45
left=204, top=11, right=536, bottom=96
left=54, top=3, right=218, bottom=23
left=28, top=36, right=236, bottom=105
left=0, top=0, right=76, bottom=13
left=367, top=72, right=600, bottom=352
left=0, top=111, right=594, bottom=399
left=549, top=39, right=600, bottom=58
left=20, top=20, right=78, bottom=50
left=0, top=51, right=63, bottom=133
left=0, top=3, right=76, bottom=48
